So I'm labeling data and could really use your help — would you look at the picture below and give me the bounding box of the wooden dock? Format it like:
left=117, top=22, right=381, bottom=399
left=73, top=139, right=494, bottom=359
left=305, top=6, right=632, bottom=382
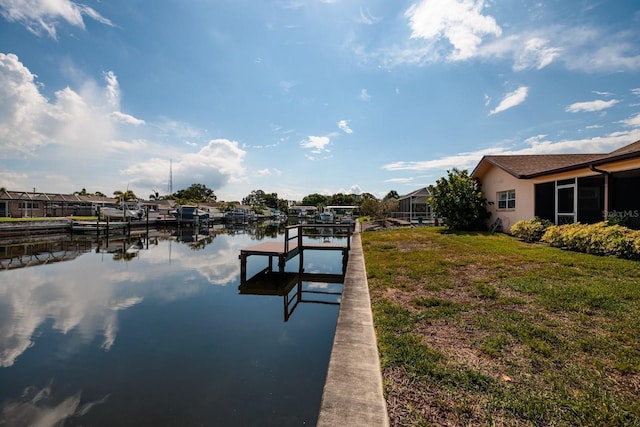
left=239, top=224, right=352, bottom=282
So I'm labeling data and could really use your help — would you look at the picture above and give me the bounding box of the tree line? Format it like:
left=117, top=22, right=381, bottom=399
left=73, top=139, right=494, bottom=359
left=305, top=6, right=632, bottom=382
left=74, top=168, right=490, bottom=230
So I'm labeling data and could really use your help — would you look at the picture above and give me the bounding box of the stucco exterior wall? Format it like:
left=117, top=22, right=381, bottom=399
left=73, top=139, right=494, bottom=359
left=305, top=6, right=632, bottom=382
left=475, top=154, right=640, bottom=233
left=480, top=167, right=534, bottom=232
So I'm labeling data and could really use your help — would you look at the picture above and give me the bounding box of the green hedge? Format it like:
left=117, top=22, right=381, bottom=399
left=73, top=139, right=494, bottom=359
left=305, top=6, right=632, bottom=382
left=510, top=217, right=553, bottom=242
left=541, top=222, right=640, bottom=260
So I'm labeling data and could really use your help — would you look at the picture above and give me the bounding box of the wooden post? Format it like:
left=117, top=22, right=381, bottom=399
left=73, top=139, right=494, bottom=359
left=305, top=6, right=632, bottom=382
left=299, top=246, right=304, bottom=273
left=298, top=225, right=304, bottom=273
left=240, top=253, right=247, bottom=283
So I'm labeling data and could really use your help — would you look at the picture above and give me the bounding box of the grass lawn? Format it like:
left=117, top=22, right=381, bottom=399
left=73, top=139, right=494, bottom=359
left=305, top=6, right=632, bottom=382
left=362, top=226, right=640, bottom=426
left=0, top=216, right=97, bottom=221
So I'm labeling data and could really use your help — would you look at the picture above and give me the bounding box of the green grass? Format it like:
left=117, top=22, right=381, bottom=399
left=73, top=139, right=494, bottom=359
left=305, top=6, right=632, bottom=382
left=364, top=227, right=640, bottom=426
left=0, top=216, right=97, bottom=221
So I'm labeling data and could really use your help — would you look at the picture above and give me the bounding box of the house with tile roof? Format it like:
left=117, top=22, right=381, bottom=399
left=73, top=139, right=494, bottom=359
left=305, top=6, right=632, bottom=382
left=471, top=140, right=640, bottom=232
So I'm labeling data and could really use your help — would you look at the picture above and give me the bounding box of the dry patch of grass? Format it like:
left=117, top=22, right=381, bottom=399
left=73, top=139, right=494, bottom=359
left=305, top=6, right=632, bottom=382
left=363, top=227, right=640, bottom=426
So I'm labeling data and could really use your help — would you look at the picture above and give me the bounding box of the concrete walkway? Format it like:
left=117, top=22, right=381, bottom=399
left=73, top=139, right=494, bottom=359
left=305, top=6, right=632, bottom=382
left=316, top=224, right=389, bottom=427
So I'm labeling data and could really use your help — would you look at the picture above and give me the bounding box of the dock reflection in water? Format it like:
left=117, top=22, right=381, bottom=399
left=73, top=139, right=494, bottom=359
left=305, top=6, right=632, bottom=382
left=0, top=225, right=341, bottom=427
left=240, top=271, right=344, bottom=322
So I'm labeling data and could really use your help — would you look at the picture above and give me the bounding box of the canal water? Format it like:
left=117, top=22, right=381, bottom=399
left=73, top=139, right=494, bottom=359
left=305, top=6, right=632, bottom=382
left=0, top=224, right=345, bottom=426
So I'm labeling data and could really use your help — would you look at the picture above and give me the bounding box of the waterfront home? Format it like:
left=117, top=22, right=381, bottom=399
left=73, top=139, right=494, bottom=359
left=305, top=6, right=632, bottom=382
left=471, top=139, right=640, bottom=231
left=0, top=190, right=115, bottom=218
left=289, top=205, right=318, bottom=219
left=396, top=187, right=433, bottom=223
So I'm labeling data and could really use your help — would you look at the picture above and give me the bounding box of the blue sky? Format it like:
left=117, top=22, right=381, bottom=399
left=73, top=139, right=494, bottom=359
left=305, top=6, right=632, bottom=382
left=1, top=0, right=639, bottom=202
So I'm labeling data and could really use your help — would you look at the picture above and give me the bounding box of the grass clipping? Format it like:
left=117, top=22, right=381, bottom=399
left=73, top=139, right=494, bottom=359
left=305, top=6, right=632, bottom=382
left=362, top=227, right=640, bottom=426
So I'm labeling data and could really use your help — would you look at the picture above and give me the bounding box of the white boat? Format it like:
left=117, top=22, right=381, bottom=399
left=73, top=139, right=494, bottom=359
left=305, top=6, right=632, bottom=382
left=99, top=203, right=144, bottom=220
left=318, top=211, right=334, bottom=223
left=318, top=205, right=357, bottom=224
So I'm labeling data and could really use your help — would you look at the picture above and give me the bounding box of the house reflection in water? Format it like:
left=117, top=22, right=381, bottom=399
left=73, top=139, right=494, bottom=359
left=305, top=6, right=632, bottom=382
left=239, top=270, right=344, bottom=322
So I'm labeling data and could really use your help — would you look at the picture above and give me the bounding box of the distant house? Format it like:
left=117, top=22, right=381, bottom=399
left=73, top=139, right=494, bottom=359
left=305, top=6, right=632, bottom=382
left=471, top=140, right=640, bottom=231
left=0, top=190, right=115, bottom=218
left=396, top=187, right=433, bottom=223
left=288, top=205, right=318, bottom=218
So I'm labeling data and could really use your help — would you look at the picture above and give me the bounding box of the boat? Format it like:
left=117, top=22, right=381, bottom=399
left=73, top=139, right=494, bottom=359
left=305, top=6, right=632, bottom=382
left=318, top=205, right=357, bottom=224
left=225, top=207, right=256, bottom=223
left=318, top=211, right=334, bottom=223
left=171, top=205, right=210, bottom=225
left=98, top=203, right=144, bottom=220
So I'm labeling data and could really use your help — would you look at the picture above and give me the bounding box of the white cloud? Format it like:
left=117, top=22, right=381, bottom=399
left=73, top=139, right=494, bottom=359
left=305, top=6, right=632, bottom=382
left=256, top=168, right=281, bottom=177
left=384, top=148, right=499, bottom=172
left=405, top=0, right=501, bottom=61
left=382, top=129, right=640, bottom=174
left=338, top=119, right=353, bottom=134
left=300, top=135, right=331, bottom=154
left=360, top=88, right=371, bottom=101
left=0, top=0, right=113, bottom=39
left=566, top=99, right=619, bottom=113
left=620, top=112, right=640, bottom=128
left=348, top=185, right=362, bottom=195
left=558, top=27, right=640, bottom=73
left=334, top=185, right=362, bottom=195
left=0, top=53, right=151, bottom=158
left=385, top=177, right=415, bottom=183
left=357, top=7, right=381, bottom=25
left=122, top=139, right=247, bottom=191
left=512, top=37, right=561, bottom=71
left=359, top=3, right=638, bottom=73
left=0, top=53, right=52, bottom=155
left=155, top=118, right=202, bottom=139
left=0, top=171, right=28, bottom=189
left=632, top=88, right=640, bottom=96
left=108, top=111, right=145, bottom=126
left=106, top=139, right=148, bottom=152
left=489, top=86, right=528, bottom=115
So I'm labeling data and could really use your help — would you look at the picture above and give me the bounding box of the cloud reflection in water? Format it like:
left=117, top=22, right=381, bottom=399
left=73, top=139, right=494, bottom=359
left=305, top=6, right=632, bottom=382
left=0, top=235, right=244, bottom=367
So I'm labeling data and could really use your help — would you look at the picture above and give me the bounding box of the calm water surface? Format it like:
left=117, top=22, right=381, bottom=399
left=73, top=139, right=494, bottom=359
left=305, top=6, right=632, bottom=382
left=0, top=225, right=344, bottom=426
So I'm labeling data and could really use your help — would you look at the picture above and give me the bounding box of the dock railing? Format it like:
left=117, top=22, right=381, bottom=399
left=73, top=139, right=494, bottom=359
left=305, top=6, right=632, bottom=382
left=284, top=223, right=352, bottom=253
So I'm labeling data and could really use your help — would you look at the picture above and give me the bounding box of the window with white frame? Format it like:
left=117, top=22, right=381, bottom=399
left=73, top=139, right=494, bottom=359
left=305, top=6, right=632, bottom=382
left=497, top=190, right=515, bottom=209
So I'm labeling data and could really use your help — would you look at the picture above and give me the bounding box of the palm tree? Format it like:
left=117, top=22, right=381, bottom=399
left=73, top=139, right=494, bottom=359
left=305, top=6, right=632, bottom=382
left=113, top=189, right=137, bottom=204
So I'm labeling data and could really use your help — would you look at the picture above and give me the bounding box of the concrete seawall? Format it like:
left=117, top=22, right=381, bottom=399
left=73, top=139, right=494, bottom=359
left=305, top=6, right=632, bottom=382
left=0, top=219, right=72, bottom=237
left=317, top=224, right=389, bottom=426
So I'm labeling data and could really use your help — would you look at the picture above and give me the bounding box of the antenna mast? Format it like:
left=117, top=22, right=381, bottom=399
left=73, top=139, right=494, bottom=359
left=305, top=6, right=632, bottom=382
left=169, top=159, right=173, bottom=195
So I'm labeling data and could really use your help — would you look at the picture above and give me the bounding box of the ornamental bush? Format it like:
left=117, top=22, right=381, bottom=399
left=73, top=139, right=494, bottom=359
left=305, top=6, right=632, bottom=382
left=427, top=168, right=489, bottom=231
left=510, top=217, right=553, bottom=242
left=541, top=222, right=640, bottom=260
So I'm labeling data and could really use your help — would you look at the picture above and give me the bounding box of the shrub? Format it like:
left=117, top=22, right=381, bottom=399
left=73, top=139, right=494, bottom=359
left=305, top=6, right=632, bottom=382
left=510, top=217, right=553, bottom=242
left=428, top=168, right=490, bottom=231
left=541, top=222, right=640, bottom=260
